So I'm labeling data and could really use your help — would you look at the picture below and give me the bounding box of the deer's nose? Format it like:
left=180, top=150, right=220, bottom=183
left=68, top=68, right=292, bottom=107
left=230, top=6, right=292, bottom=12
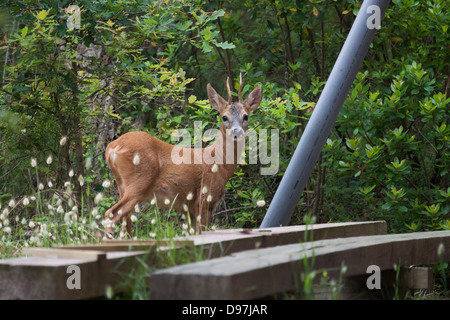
left=230, top=127, right=244, bottom=140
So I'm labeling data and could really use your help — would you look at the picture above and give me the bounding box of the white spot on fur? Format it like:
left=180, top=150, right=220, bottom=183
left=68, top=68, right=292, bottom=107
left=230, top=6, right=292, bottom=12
left=133, top=153, right=140, bottom=165
left=110, top=151, right=117, bottom=163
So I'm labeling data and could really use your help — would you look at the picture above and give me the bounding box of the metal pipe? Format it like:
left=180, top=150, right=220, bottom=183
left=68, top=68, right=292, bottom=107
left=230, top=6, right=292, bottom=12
left=260, top=0, right=391, bottom=228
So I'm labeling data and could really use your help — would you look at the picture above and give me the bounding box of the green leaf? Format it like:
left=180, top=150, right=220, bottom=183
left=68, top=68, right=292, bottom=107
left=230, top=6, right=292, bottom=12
left=203, top=27, right=212, bottom=41
left=215, top=41, right=235, bottom=50
left=209, top=9, right=225, bottom=21
left=37, top=10, right=48, bottom=20
left=188, top=95, right=197, bottom=104
left=21, top=26, right=28, bottom=37
left=202, top=42, right=213, bottom=53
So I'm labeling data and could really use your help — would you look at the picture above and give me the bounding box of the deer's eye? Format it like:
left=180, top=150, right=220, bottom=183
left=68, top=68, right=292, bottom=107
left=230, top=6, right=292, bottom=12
left=243, top=114, right=249, bottom=121
left=222, top=115, right=229, bottom=122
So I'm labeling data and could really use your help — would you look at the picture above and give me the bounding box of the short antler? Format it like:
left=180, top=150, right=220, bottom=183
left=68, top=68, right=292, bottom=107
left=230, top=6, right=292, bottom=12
left=226, top=77, right=232, bottom=104
left=238, top=73, right=243, bottom=103
left=226, top=74, right=243, bottom=103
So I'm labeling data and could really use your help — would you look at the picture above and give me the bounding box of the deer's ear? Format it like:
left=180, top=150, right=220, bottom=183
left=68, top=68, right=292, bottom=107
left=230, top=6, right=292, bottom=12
left=207, top=84, right=227, bottom=112
left=244, top=85, right=262, bottom=112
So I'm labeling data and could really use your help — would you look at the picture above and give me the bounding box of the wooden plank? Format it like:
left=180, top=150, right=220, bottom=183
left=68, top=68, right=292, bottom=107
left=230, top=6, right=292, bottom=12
left=407, top=267, right=434, bottom=290
left=52, top=243, right=157, bottom=252
left=51, top=239, right=193, bottom=252
left=101, top=239, right=193, bottom=247
left=149, top=230, right=450, bottom=300
left=22, top=247, right=106, bottom=261
left=178, top=221, right=387, bottom=258
left=0, top=251, right=149, bottom=299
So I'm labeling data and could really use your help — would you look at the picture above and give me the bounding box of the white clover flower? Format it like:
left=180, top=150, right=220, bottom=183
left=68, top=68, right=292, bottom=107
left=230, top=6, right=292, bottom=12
left=4, top=226, right=11, bottom=234
left=22, top=197, right=30, bottom=206
left=256, top=200, right=266, bottom=207
left=57, top=205, right=64, bottom=214
left=8, top=199, right=15, bottom=208
left=31, top=158, right=37, bottom=167
left=133, top=153, right=140, bottom=166
left=150, top=198, right=156, bottom=205
left=134, top=204, right=140, bottom=213
left=182, top=223, right=188, bottom=230
left=211, top=164, right=218, bottom=173
left=183, top=204, right=188, bottom=212
left=94, top=193, right=103, bottom=204
left=78, top=175, right=85, bottom=186
left=21, top=218, right=27, bottom=225
left=151, top=218, right=156, bottom=225
left=202, top=186, right=208, bottom=194
left=60, top=136, right=67, bottom=146
left=29, top=221, right=35, bottom=228
left=130, top=215, right=137, bottom=222
left=438, top=243, right=445, bottom=257
left=64, top=181, right=71, bottom=188
left=101, top=219, right=112, bottom=228
left=48, top=181, right=53, bottom=188
left=164, top=198, right=170, bottom=205
left=69, top=169, right=74, bottom=177
left=149, top=232, right=156, bottom=238
left=186, top=192, right=193, bottom=201
left=30, top=196, right=36, bottom=201
left=85, top=157, right=92, bottom=169
left=207, top=195, right=212, bottom=202
left=38, top=183, right=44, bottom=190
left=102, top=180, right=111, bottom=188
left=46, top=155, right=53, bottom=165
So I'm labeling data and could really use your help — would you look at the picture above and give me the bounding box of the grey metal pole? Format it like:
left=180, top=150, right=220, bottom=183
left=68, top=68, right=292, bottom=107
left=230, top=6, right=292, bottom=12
left=260, top=0, right=390, bottom=228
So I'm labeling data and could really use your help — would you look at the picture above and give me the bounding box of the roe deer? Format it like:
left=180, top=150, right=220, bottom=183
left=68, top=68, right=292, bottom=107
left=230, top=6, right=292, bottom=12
left=103, top=75, right=262, bottom=238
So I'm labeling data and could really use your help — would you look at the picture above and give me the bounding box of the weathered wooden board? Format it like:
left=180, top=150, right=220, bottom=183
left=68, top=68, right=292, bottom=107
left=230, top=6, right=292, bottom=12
left=407, top=267, right=434, bottom=290
left=149, top=230, right=450, bottom=300
left=52, top=239, right=192, bottom=252
left=0, top=250, right=150, bottom=300
left=179, top=221, right=387, bottom=258
left=22, top=247, right=107, bottom=261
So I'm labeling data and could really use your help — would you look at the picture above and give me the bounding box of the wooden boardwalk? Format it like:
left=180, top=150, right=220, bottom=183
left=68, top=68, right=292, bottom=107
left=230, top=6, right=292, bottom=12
left=0, top=221, right=384, bottom=299
left=1, top=220, right=448, bottom=300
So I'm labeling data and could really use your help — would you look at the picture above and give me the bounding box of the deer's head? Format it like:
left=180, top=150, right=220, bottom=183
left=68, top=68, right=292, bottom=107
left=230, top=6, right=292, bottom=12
left=207, top=74, right=262, bottom=141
